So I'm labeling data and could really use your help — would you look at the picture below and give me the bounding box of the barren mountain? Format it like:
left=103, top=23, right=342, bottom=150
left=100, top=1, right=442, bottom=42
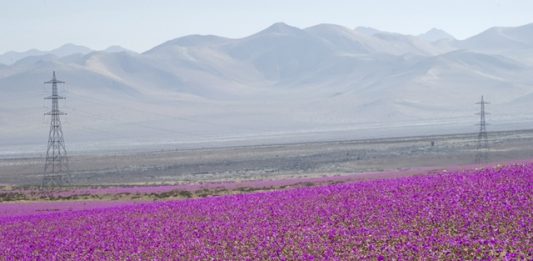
left=1, top=22, right=533, bottom=153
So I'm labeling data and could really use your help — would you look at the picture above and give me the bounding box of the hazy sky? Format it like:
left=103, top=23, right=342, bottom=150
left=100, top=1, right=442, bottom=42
left=1, top=0, right=532, bottom=53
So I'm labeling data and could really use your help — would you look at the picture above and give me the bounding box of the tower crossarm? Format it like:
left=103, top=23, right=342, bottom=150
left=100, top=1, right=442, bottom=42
left=44, top=111, right=67, bottom=116
left=44, top=95, right=66, bottom=99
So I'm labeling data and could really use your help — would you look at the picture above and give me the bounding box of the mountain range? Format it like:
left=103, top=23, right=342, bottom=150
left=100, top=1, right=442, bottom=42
left=1, top=22, right=533, bottom=153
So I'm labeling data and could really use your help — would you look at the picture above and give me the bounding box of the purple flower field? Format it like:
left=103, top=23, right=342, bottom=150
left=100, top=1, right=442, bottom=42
left=0, top=164, right=531, bottom=259
left=0, top=201, right=145, bottom=217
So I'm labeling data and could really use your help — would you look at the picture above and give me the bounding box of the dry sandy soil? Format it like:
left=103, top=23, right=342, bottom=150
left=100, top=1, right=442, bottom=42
left=2, top=129, right=533, bottom=186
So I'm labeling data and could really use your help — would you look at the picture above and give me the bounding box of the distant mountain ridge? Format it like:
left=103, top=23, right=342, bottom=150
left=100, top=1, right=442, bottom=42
left=458, top=23, right=533, bottom=51
left=0, top=44, right=135, bottom=65
left=418, top=28, right=455, bottom=42
left=1, top=22, right=533, bottom=152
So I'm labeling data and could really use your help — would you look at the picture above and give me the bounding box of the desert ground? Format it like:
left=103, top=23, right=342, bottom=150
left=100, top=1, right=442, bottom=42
left=2, top=128, right=533, bottom=186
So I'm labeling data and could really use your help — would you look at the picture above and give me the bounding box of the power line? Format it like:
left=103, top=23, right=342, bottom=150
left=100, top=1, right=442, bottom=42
left=41, top=71, right=72, bottom=188
left=475, top=95, right=489, bottom=164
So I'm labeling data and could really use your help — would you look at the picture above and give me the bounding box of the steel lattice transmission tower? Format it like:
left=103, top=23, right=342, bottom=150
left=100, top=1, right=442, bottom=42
left=42, top=71, right=71, bottom=187
left=475, top=95, right=490, bottom=164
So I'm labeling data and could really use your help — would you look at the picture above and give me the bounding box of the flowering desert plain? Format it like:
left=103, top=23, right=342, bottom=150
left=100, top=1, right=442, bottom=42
left=0, top=132, right=532, bottom=259
left=0, top=162, right=531, bottom=259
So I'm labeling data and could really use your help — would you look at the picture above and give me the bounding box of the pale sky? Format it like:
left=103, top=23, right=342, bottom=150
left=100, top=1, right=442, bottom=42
left=1, top=0, right=532, bottom=53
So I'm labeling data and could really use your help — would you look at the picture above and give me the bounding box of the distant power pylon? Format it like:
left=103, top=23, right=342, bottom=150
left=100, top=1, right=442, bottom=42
left=475, top=95, right=489, bottom=164
left=42, top=71, right=71, bottom=187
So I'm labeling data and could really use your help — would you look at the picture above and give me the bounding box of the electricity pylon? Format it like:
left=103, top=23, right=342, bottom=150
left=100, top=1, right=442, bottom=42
left=42, top=71, right=71, bottom=187
left=475, top=96, right=489, bottom=164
